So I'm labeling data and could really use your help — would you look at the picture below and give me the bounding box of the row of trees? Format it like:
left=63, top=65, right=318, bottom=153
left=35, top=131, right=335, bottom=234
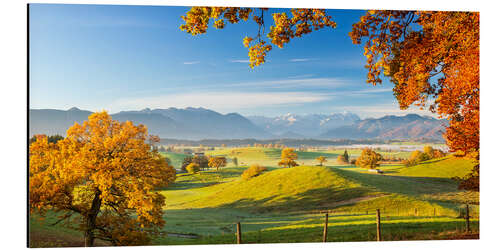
left=29, top=134, right=64, bottom=144
left=181, top=155, right=228, bottom=173
left=403, top=146, right=446, bottom=167
left=277, top=146, right=447, bottom=170
left=279, top=149, right=354, bottom=168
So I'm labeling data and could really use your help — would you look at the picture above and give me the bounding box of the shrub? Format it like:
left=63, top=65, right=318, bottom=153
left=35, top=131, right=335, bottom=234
left=181, top=156, right=194, bottom=172
left=193, top=155, right=209, bottom=170
left=186, top=163, right=200, bottom=174
left=403, top=158, right=419, bottom=167
left=433, top=149, right=446, bottom=158
left=336, top=155, right=348, bottom=164
left=454, top=150, right=466, bottom=157
left=411, top=150, right=430, bottom=162
left=404, top=149, right=438, bottom=167
left=241, top=164, right=267, bottom=180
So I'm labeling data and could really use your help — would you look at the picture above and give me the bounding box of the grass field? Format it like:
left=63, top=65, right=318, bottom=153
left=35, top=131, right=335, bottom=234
left=29, top=146, right=479, bottom=247
left=206, top=147, right=342, bottom=166
left=396, top=156, right=476, bottom=178
left=159, top=152, right=189, bottom=169
left=161, top=166, right=376, bottom=212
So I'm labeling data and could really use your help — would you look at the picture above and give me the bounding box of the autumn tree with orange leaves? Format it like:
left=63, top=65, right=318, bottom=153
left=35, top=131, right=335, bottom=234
left=316, top=156, right=327, bottom=166
left=180, top=8, right=479, bottom=190
left=29, top=112, right=176, bottom=246
left=278, top=148, right=299, bottom=168
left=350, top=11, right=479, bottom=190
left=208, top=156, right=227, bottom=171
left=180, top=7, right=336, bottom=68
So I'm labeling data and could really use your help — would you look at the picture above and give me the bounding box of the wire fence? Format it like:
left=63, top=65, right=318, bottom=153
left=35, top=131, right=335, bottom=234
left=227, top=204, right=478, bottom=244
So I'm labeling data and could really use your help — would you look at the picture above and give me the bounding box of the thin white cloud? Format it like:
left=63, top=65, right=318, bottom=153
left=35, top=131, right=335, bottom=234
left=289, top=58, right=316, bottom=62
left=348, top=88, right=394, bottom=95
left=229, top=59, right=249, bottom=63
left=183, top=61, right=200, bottom=65
left=114, top=91, right=331, bottom=111
left=229, top=77, right=350, bottom=89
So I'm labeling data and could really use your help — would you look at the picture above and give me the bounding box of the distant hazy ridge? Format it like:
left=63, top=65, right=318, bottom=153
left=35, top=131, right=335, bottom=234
left=29, top=107, right=447, bottom=141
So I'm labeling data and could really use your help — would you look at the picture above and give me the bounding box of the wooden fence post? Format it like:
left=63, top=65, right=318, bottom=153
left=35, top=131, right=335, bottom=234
left=236, top=222, right=241, bottom=244
left=323, top=213, right=328, bottom=242
left=465, top=204, right=470, bottom=233
left=376, top=209, right=381, bottom=241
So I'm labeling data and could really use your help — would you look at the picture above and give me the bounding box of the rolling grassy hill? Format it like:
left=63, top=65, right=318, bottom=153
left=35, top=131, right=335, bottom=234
left=154, top=158, right=478, bottom=245
left=397, top=155, right=476, bottom=178
left=163, top=166, right=375, bottom=213
left=163, top=148, right=479, bottom=215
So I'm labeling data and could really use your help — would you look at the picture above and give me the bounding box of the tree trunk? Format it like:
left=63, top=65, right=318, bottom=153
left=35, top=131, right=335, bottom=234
left=84, top=190, right=102, bottom=247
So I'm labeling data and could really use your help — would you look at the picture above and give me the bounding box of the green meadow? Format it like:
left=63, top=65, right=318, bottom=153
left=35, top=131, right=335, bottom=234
left=160, top=152, right=189, bottom=169
left=29, top=147, right=479, bottom=247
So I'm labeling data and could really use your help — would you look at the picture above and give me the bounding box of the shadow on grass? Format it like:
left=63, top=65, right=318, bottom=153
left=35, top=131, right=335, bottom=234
left=332, top=168, right=458, bottom=196
left=167, top=180, right=221, bottom=190
left=165, top=167, right=247, bottom=191
left=206, top=186, right=373, bottom=214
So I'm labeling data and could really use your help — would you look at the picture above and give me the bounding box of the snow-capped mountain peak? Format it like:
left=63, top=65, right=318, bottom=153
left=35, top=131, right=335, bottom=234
left=247, top=112, right=361, bottom=137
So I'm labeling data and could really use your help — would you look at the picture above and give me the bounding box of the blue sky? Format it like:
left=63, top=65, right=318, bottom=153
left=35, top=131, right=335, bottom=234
left=29, top=4, right=435, bottom=118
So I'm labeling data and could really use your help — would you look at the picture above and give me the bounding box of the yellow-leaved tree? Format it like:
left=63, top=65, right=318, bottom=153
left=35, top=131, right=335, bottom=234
left=316, top=156, right=327, bottom=166
left=355, top=148, right=382, bottom=169
left=29, top=112, right=176, bottom=246
left=278, top=148, right=299, bottom=168
left=208, top=156, right=227, bottom=171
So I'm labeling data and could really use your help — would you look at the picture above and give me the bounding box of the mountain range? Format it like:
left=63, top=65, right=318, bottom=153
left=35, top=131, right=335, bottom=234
left=247, top=112, right=361, bottom=137
left=29, top=107, right=271, bottom=140
left=320, top=114, right=447, bottom=141
left=29, top=107, right=447, bottom=141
